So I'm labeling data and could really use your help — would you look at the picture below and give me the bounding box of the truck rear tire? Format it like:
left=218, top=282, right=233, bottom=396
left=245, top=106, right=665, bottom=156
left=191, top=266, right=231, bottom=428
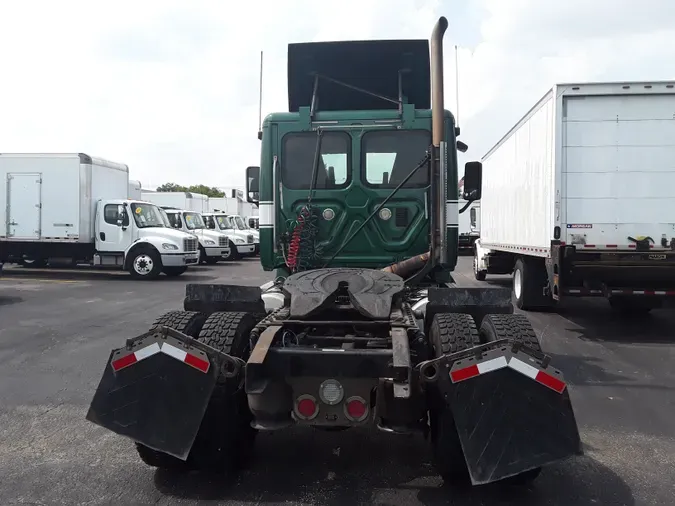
left=428, top=313, right=480, bottom=486
left=513, top=257, right=554, bottom=311
left=135, top=310, right=208, bottom=470
left=187, top=311, right=259, bottom=472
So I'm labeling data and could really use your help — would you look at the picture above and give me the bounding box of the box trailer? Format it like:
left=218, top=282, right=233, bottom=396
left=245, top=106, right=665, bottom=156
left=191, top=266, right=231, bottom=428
left=1, top=153, right=199, bottom=278
left=474, top=81, right=675, bottom=314
left=142, top=191, right=209, bottom=213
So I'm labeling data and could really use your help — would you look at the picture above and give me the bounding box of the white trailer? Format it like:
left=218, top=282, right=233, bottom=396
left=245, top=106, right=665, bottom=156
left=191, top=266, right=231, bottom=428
left=1, top=153, right=199, bottom=278
left=142, top=191, right=209, bottom=213
left=474, top=81, right=675, bottom=314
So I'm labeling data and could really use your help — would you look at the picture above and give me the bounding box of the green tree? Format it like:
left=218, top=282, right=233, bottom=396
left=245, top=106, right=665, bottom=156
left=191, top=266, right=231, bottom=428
left=156, top=183, right=225, bottom=198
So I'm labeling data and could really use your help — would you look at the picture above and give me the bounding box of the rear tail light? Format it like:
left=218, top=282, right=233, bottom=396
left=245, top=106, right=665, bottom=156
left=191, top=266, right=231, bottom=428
left=344, top=396, right=369, bottom=422
left=294, top=394, right=319, bottom=420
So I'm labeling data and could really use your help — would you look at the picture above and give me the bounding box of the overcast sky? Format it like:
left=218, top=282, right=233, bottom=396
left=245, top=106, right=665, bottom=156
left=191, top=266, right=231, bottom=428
left=1, top=0, right=674, bottom=190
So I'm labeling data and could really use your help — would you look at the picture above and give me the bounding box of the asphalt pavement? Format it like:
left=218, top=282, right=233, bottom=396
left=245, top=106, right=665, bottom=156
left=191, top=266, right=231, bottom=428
left=0, top=257, right=673, bottom=506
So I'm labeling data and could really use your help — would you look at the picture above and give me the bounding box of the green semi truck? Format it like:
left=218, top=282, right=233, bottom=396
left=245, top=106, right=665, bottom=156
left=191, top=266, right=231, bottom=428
left=86, top=17, right=582, bottom=488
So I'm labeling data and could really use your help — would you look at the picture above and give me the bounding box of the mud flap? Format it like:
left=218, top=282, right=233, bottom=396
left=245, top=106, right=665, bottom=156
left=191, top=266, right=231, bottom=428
left=444, top=345, right=583, bottom=485
left=86, top=328, right=239, bottom=460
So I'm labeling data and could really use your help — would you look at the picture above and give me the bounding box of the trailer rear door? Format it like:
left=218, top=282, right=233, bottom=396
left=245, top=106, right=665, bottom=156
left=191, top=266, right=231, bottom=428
left=563, top=93, right=675, bottom=249
left=7, top=172, right=42, bottom=239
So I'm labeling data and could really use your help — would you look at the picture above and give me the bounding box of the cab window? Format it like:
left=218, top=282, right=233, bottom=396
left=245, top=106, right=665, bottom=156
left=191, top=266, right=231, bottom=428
left=203, top=215, right=216, bottom=229
left=362, top=130, right=430, bottom=188
left=281, top=131, right=350, bottom=189
left=166, top=213, right=182, bottom=228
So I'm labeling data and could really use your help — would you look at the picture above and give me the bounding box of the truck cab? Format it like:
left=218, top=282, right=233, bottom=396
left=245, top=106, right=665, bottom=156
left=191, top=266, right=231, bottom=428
left=94, top=199, right=199, bottom=278
left=161, top=208, right=230, bottom=264
left=202, top=212, right=257, bottom=259
left=229, top=214, right=260, bottom=255
left=245, top=38, right=482, bottom=282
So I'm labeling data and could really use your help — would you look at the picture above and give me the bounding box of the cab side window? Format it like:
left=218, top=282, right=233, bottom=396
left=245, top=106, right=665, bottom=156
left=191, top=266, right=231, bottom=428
left=166, top=213, right=182, bottom=228
left=103, top=204, right=120, bottom=225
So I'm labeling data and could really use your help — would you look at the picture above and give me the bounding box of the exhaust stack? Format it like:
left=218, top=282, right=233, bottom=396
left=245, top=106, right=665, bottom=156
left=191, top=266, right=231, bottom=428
left=430, top=17, right=449, bottom=265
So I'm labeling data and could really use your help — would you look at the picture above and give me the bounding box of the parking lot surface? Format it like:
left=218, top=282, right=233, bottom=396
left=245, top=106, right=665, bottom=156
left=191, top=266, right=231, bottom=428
left=1, top=257, right=673, bottom=505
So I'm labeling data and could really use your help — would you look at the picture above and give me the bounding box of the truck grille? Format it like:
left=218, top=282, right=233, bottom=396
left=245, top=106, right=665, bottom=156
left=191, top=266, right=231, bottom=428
left=219, top=236, right=228, bottom=247
left=247, top=234, right=254, bottom=243
left=183, top=238, right=198, bottom=252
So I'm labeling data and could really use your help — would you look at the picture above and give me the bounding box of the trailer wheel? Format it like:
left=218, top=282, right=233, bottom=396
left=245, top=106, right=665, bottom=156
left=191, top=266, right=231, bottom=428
left=513, top=257, right=554, bottom=311
left=128, top=247, right=162, bottom=280
left=428, top=313, right=479, bottom=486
left=187, top=311, right=259, bottom=472
left=135, top=310, right=208, bottom=470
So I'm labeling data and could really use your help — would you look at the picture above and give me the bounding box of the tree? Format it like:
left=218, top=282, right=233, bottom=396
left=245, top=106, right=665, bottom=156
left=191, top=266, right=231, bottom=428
left=156, top=183, right=225, bottom=198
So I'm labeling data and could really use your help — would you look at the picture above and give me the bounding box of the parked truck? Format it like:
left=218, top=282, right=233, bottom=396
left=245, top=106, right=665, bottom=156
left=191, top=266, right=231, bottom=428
left=202, top=212, right=257, bottom=258
left=160, top=207, right=231, bottom=264
left=474, top=81, right=675, bottom=314
left=86, top=19, right=581, bottom=489
left=0, top=153, right=199, bottom=278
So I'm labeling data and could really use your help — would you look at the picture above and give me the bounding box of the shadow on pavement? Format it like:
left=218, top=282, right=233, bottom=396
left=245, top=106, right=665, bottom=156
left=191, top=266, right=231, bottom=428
left=0, top=266, right=237, bottom=282
left=152, top=429, right=634, bottom=506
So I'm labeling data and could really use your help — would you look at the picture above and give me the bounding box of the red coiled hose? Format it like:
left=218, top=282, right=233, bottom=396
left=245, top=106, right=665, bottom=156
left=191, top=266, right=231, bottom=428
left=286, top=207, right=311, bottom=270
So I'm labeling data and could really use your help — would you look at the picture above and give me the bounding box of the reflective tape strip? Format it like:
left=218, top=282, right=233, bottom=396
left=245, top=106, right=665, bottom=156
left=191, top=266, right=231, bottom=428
left=111, top=342, right=210, bottom=374
left=259, top=202, right=274, bottom=227
left=445, top=200, right=459, bottom=227
left=450, top=355, right=567, bottom=394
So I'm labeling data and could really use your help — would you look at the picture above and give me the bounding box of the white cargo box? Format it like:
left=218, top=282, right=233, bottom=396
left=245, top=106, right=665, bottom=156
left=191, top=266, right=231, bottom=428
left=0, top=153, right=129, bottom=243
left=480, top=81, right=675, bottom=255
left=141, top=191, right=209, bottom=213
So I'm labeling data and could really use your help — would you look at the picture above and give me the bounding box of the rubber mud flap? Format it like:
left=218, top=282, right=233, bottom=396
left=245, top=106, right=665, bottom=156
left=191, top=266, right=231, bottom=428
left=446, top=349, right=583, bottom=485
left=86, top=336, right=221, bottom=461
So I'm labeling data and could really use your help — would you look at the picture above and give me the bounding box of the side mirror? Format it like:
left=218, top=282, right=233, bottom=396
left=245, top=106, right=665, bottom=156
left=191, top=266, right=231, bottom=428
left=246, top=166, right=260, bottom=205
left=463, top=161, right=482, bottom=201
left=457, top=140, right=468, bottom=153
left=116, top=204, right=129, bottom=227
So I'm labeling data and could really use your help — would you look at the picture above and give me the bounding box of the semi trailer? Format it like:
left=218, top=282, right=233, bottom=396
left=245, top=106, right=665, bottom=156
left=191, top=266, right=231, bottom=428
left=0, top=153, right=199, bottom=278
left=86, top=18, right=582, bottom=488
left=474, top=81, right=675, bottom=313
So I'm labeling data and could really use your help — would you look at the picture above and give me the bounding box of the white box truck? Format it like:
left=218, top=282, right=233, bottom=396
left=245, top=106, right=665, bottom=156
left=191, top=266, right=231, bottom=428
left=142, top=191, right=209, bottom=213
left=474, top=81, right=675, bottom=314
left=202, top=212, right=257, bottom=259
left=0, top=153, right=200, bottom=278
left=160, top=208, right=231, bottom=264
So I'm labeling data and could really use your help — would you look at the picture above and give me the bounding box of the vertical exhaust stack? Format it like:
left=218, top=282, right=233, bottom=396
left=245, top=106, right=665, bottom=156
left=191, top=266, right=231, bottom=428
left=430, top=17, right=449, bottom=265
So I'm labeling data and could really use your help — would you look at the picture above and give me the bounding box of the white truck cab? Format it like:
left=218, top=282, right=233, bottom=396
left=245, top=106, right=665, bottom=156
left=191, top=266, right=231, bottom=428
left=162, top=208, right=230, bottom=264
left=202, top=212, right=256, bottom=259
left=230, top=214, right=260, bottom=255
left=95, top=199, right=199, bottom=278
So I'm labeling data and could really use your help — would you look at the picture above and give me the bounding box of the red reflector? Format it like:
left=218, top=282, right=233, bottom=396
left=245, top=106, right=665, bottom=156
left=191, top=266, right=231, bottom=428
left=450, top=364, right=479, bottom=383
left=346, top=399, right=367, bottom=419
left=535, top=371, right=566, bottom=393
left=184, top=353, right=209, bottom=373
left=297, top=398, right=317, bottom=418
left=111, top=353, right=137, bottom=371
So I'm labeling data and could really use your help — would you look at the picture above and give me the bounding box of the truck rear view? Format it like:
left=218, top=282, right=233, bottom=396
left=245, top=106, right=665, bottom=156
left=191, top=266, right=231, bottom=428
left=474, top=81, right=675, bottom=313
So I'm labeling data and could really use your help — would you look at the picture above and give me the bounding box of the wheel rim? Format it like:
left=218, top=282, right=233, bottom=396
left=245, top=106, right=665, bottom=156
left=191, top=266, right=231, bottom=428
left=133, top=254, right=154, bottom=275
left=514, top=267, right=522, bottom=299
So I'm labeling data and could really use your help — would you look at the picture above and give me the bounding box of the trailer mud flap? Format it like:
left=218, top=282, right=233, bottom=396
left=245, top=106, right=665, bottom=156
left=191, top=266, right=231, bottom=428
left=86, top=328, right=240, bottom=460
left=443, top=345, right=582, bottom=485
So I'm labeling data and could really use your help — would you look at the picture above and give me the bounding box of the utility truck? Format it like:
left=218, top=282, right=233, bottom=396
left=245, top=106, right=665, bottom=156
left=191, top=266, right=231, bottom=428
left=86, top=19, right=582, bottom=489
left=474, top=81, right=675, bottom=314
left=0, top=153, right=199, bottom=278
left=202, top=212, right=257, bottom=259
left=160, top=208, right=231, bottom=265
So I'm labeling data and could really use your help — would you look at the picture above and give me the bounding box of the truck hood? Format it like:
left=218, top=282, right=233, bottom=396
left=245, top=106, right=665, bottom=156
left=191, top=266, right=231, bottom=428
left=139, top=227, right=193, bottom=243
